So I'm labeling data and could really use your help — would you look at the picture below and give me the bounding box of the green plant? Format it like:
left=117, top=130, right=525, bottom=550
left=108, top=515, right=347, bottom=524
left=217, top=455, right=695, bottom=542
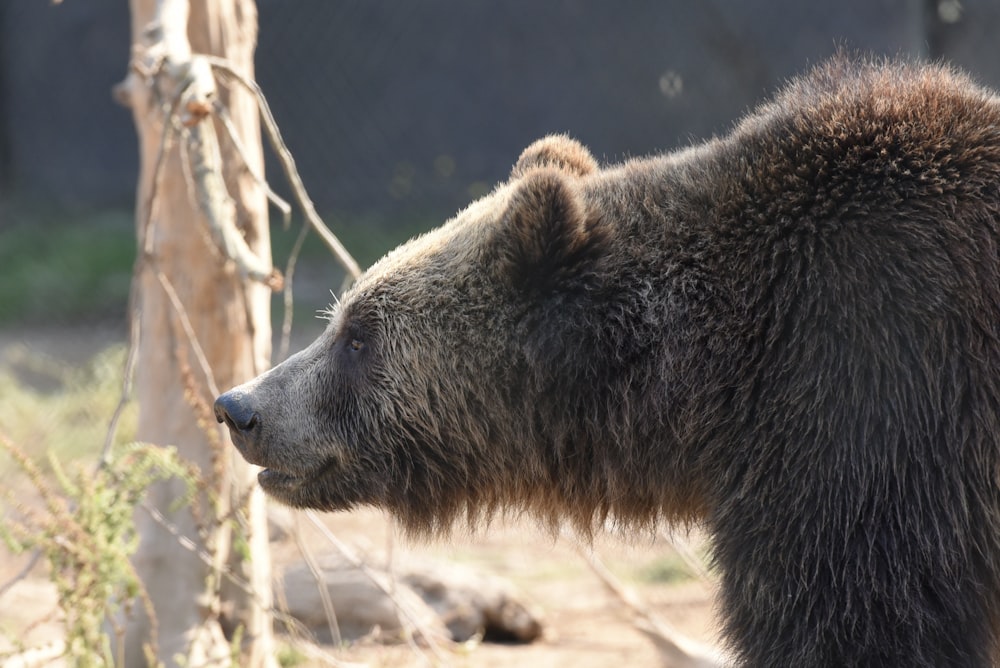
left=0, top=437, right=198, bottom=667
left=0, top=207, right=135, bottom=326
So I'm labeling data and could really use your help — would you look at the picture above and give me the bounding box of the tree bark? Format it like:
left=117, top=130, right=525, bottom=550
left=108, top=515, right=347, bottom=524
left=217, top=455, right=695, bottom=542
left=119, top=0, right=276, bottom=665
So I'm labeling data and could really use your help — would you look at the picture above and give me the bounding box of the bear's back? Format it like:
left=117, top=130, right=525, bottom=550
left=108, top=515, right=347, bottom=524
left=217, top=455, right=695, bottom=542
left=727, top=58, right=1000, bottom=228
left=689, top=60, right=1000, bottom=667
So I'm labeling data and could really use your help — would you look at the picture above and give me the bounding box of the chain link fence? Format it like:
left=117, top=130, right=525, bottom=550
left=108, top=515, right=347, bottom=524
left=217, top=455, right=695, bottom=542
left=2, top=0, right=1000, bottom=226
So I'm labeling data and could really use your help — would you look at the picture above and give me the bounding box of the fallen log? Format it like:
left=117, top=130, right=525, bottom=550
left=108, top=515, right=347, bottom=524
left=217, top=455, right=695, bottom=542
left=277, top=555, right=543, bottom=646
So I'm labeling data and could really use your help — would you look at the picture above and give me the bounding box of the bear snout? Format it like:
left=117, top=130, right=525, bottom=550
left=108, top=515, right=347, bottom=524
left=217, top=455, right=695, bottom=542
left=214, top=390, right=260, bottom=433
left=214, top=390, right=266, bottom=465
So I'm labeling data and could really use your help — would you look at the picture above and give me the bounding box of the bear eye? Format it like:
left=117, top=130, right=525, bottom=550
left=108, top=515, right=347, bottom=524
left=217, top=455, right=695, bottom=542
left=340, top=318, right=369, bottom=357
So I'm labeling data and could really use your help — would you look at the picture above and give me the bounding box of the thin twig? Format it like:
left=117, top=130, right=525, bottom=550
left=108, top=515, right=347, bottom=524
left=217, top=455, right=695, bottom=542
left=279, top=221, right=311, bottom=361
left=270, top=566, right=316, bottom=646
left=659, top=529, right=712, bottom=583
left=100, top=60, right=188, bottom=469
left=100, top=257, right=143, bottom=469
left=292, top=514, right=343, bottom=647
left=212, top=98, right=292, bottom=225
left=151, top=266, right=220, bottom=398
left=0, top=550, right=42, bottom=600
left=99, top=62, right=186, bottom=468
left=304, top=510, right=452, bottom=663
left=205, top=56, right=362, bottom=293
left=178, top=71, right=281, bottom=291
left=567, top=534, right=724, bottom=668
left=141, top=68, right=189, bottom=257
left=137, top=500, right=301, bottom=634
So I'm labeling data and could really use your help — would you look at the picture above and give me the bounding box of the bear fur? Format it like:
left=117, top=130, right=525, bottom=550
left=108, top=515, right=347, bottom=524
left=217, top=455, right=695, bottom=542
left=216, top=58, right=1000, bottom=666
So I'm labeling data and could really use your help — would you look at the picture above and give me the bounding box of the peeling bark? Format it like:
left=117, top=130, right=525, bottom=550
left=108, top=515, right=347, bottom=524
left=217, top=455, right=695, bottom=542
left=118, top=0, right=276, bottom=665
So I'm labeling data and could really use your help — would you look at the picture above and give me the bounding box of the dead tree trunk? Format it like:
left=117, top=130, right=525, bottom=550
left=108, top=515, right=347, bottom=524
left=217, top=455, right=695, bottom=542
left=117, top=0, right=276, bottom=664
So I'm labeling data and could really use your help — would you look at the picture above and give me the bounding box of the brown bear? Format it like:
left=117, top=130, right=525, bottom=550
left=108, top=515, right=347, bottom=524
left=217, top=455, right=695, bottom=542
left=216, top=57, right=1000, bottom=666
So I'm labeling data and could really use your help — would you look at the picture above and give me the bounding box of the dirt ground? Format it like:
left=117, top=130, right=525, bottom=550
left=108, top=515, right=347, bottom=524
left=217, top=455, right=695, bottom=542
left=283, top=509, right=720, bottom=667
left=0, top=509, right=719, bottom=667
left=0, top=325, right=720, bottom=667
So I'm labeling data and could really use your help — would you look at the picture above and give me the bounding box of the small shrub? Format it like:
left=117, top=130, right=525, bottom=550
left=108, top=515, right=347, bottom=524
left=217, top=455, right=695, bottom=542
left=0, top=438, right=198, bottom=667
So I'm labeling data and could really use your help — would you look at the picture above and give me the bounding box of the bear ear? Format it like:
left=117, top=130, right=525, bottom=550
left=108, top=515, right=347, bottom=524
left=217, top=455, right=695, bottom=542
left=511, top=134, right=598, bottom=179
left=498, top=168, right=606, bottom=294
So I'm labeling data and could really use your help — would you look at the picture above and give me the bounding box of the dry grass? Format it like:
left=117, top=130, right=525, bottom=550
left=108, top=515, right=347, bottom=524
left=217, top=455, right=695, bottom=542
left=0, top=343, right=136, bottom=484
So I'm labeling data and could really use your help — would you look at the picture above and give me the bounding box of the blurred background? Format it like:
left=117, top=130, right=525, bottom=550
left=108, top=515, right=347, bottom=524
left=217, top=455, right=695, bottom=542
left=2, top=1, right=1000, bottom=663
left=2, top=0, right=1000, bottom=333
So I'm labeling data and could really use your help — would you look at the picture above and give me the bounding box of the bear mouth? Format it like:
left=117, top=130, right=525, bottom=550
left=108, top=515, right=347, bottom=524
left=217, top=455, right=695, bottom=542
left=257, top=466, right=321, bottom=495
left=257, top=467, right=300, bottom=490
left=256, top=457, right=340, bottom=496
left=255, top=458, right=366, bottom=512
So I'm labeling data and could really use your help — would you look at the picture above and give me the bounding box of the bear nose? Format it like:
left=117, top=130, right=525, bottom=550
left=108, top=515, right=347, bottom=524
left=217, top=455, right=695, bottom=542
left=214, top=390, right=260, bottom=433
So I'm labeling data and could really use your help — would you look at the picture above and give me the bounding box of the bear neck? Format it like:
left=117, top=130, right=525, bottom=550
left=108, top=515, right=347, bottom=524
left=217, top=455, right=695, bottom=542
left=508, top=155, right=731, bottom=532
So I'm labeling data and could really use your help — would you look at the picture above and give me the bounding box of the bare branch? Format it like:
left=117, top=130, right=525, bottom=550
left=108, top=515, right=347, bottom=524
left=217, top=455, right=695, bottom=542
left=205, top=56, right=363, bottom=292
left=660, top=529, right=713, bottom=583
left=568, top=535, right=726, bottom=668
left=137, top=499, right=301, bottom=634
left=304, top=510, right=453, bottom=662
left=121, top=2, right=280, bottom=662
left=293, top=514, right=342, bottom=647
left=124, top=41, right=281, bottom=292
left=140, top=68, right=186, bottom=256
left=100, top=253, right=143, bottom=469
left=0, top=550, right=42, bottom=600
left=212, top=99, right=293, bottom=226
left=278, top=221, right=310, bottom=361
left=152, top=264, right=221, bottom=398
left=178, top=57, right=282, bottom=290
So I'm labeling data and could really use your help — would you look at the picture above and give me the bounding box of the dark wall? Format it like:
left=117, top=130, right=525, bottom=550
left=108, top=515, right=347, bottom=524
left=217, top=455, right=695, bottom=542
left=0, top=0, right=134, bottom=208
left=1, top=0, right=999, bottom=219
left=251, top=0, right=929, bottom=216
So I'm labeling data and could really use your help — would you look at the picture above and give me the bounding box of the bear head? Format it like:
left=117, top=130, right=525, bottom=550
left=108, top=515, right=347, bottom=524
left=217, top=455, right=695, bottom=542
left=215, top=136, right=613, bottom=532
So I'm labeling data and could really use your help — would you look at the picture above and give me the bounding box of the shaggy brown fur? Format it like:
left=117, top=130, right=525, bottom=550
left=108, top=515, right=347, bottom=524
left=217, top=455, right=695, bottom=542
left=217, top=57, right=1000, bottom=666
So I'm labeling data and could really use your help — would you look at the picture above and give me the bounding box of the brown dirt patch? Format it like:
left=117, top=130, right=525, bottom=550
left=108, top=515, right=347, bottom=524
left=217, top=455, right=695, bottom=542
left=279, top=508, right=719, bottom=666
